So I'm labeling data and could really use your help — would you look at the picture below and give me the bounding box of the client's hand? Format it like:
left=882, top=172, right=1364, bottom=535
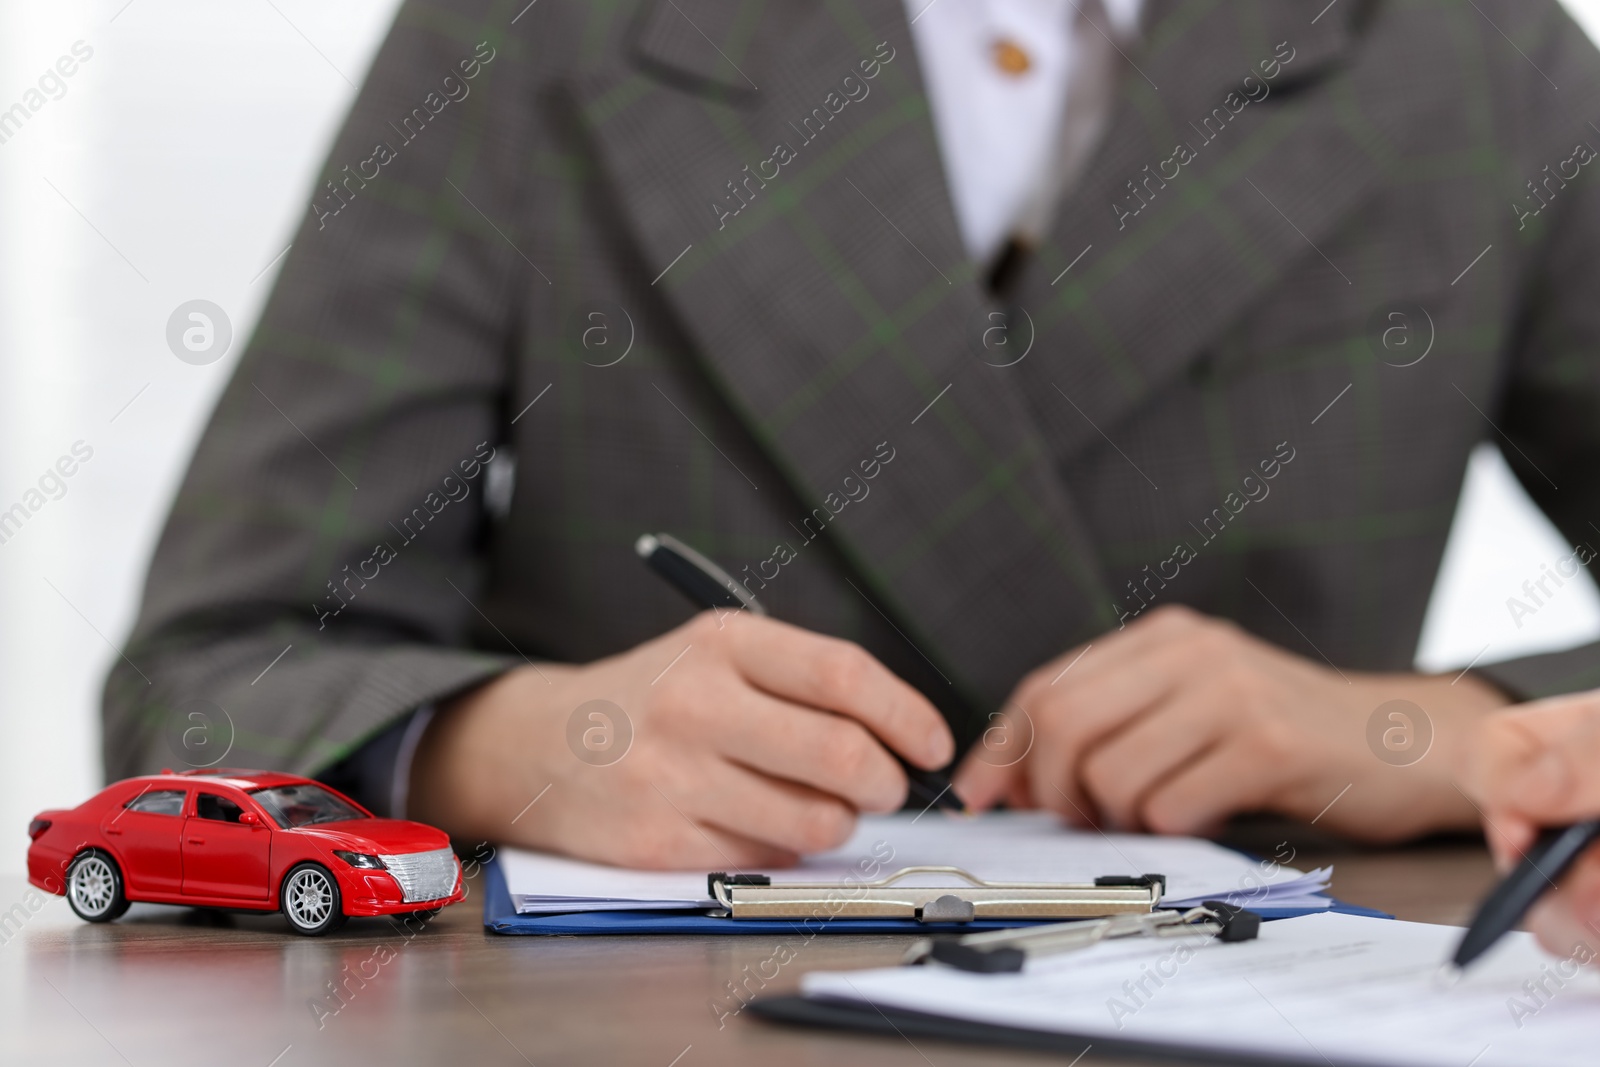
left=408, top=611, right=953, bottom=869
left=1467, top=692, right=1600, bottom=955
left=953, top=604, right=1508, bottom=843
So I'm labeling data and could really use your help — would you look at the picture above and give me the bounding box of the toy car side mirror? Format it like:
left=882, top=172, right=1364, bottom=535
left=238, top=811, right=262, bottom=827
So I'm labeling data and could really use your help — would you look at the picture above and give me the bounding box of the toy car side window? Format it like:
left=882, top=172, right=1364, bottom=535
left=195, top=793, right=245, bottom=823
left=124, top=789, right=185, bottom=816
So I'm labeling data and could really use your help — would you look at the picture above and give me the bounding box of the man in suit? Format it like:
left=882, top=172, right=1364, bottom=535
left=106, top=0, right=1600, bottom=867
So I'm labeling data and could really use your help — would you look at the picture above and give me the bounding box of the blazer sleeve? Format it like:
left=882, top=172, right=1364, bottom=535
left=101, top=0, right=531, bottom=781
left=1472, top=2, right=1600, bottom=700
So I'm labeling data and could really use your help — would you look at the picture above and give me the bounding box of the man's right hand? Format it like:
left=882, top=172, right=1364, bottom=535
left=407, top=611, right=955, bottom=869
left=1468, top=691, right=1600, bottom=956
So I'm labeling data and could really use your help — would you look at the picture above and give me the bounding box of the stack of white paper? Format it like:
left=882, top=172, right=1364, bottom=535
left=800, top=912, right=1598, bottom=1067
left=499, top=811, right=1332, bottom=915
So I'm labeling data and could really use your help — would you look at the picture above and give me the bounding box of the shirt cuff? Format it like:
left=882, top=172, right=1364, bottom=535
left=316, top=705, right=435, bottom=820
left=390, top=704, right=435, bottom=820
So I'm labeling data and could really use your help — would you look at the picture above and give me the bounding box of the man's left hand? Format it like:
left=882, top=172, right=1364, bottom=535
left=953, top=605, right=1509, bottom=842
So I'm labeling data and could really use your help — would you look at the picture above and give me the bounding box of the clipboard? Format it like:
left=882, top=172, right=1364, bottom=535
left=480, top=858, right=1390, bottom=936
left=750, top=910, right=1410, bottom=1067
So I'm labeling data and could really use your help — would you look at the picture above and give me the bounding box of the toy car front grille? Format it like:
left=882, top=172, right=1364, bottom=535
left=380, top=847, right=459, bottom=903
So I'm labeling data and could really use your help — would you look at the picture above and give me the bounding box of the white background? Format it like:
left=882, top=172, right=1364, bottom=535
left=2, top=1, right=1599, bottom=875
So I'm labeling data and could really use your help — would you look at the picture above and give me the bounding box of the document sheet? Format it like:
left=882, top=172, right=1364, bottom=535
left=499, top=810, right=1331, bottom=914
left=802, top=912, right=1599, bottom=1067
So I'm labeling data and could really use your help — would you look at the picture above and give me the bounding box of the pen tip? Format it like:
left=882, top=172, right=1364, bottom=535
left=1434, top=963, right=1463, bottom=989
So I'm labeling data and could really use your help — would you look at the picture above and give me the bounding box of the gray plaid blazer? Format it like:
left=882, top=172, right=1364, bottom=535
left=105, top=0, right=1600, bottom=785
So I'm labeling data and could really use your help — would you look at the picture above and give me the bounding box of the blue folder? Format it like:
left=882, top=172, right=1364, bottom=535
left=480, top=856, right=1391, bottom=935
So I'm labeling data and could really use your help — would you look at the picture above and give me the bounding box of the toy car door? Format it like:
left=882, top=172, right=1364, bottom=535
left=100, top=787, right=186, bottom=895
left=180, top=791, right=271, bottom=900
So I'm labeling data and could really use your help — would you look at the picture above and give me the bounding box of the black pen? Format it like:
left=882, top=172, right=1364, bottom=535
left=1451, top=818, right=1600, bottom=970
left=634, top=532, right=969, bottom=815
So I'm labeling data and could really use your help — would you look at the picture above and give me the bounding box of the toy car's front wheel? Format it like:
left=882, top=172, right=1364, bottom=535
left=66, top=850, right=130, bottom=923
left=280, top=863, right=347, bottom=936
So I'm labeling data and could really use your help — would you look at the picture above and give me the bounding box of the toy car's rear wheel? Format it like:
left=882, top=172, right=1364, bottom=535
left=280, top=863, right=346, bottom=936
left=66, top=851, right=130, bottom=923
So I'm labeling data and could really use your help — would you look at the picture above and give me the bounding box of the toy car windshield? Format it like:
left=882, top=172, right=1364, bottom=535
left=249, top=784, right=368, bottom=828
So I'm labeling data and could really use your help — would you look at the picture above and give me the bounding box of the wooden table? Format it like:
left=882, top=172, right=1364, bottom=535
left=0, top=826, right=1497, bottom=1066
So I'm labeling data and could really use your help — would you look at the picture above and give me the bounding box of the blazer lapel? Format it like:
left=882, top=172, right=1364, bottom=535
left=1007, top=0, right=1380, bottom=461
left=571, top=0, right=1120, bottom=724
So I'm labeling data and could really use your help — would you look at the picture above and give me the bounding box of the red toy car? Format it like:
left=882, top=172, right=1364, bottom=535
left=26, top=769, right=463, bottom=935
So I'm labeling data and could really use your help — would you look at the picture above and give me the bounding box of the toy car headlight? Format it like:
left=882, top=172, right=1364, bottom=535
left=333, top=850, right=386, bottom=870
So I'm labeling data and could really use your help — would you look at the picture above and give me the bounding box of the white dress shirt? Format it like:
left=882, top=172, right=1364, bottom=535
left=905, top=0, right=1144, bottom=263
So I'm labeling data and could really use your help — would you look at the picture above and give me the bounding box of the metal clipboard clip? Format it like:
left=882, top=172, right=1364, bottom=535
left=707, top=867, right=1166, bottom=922
left=904, top=900, right=1263, bottom=973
